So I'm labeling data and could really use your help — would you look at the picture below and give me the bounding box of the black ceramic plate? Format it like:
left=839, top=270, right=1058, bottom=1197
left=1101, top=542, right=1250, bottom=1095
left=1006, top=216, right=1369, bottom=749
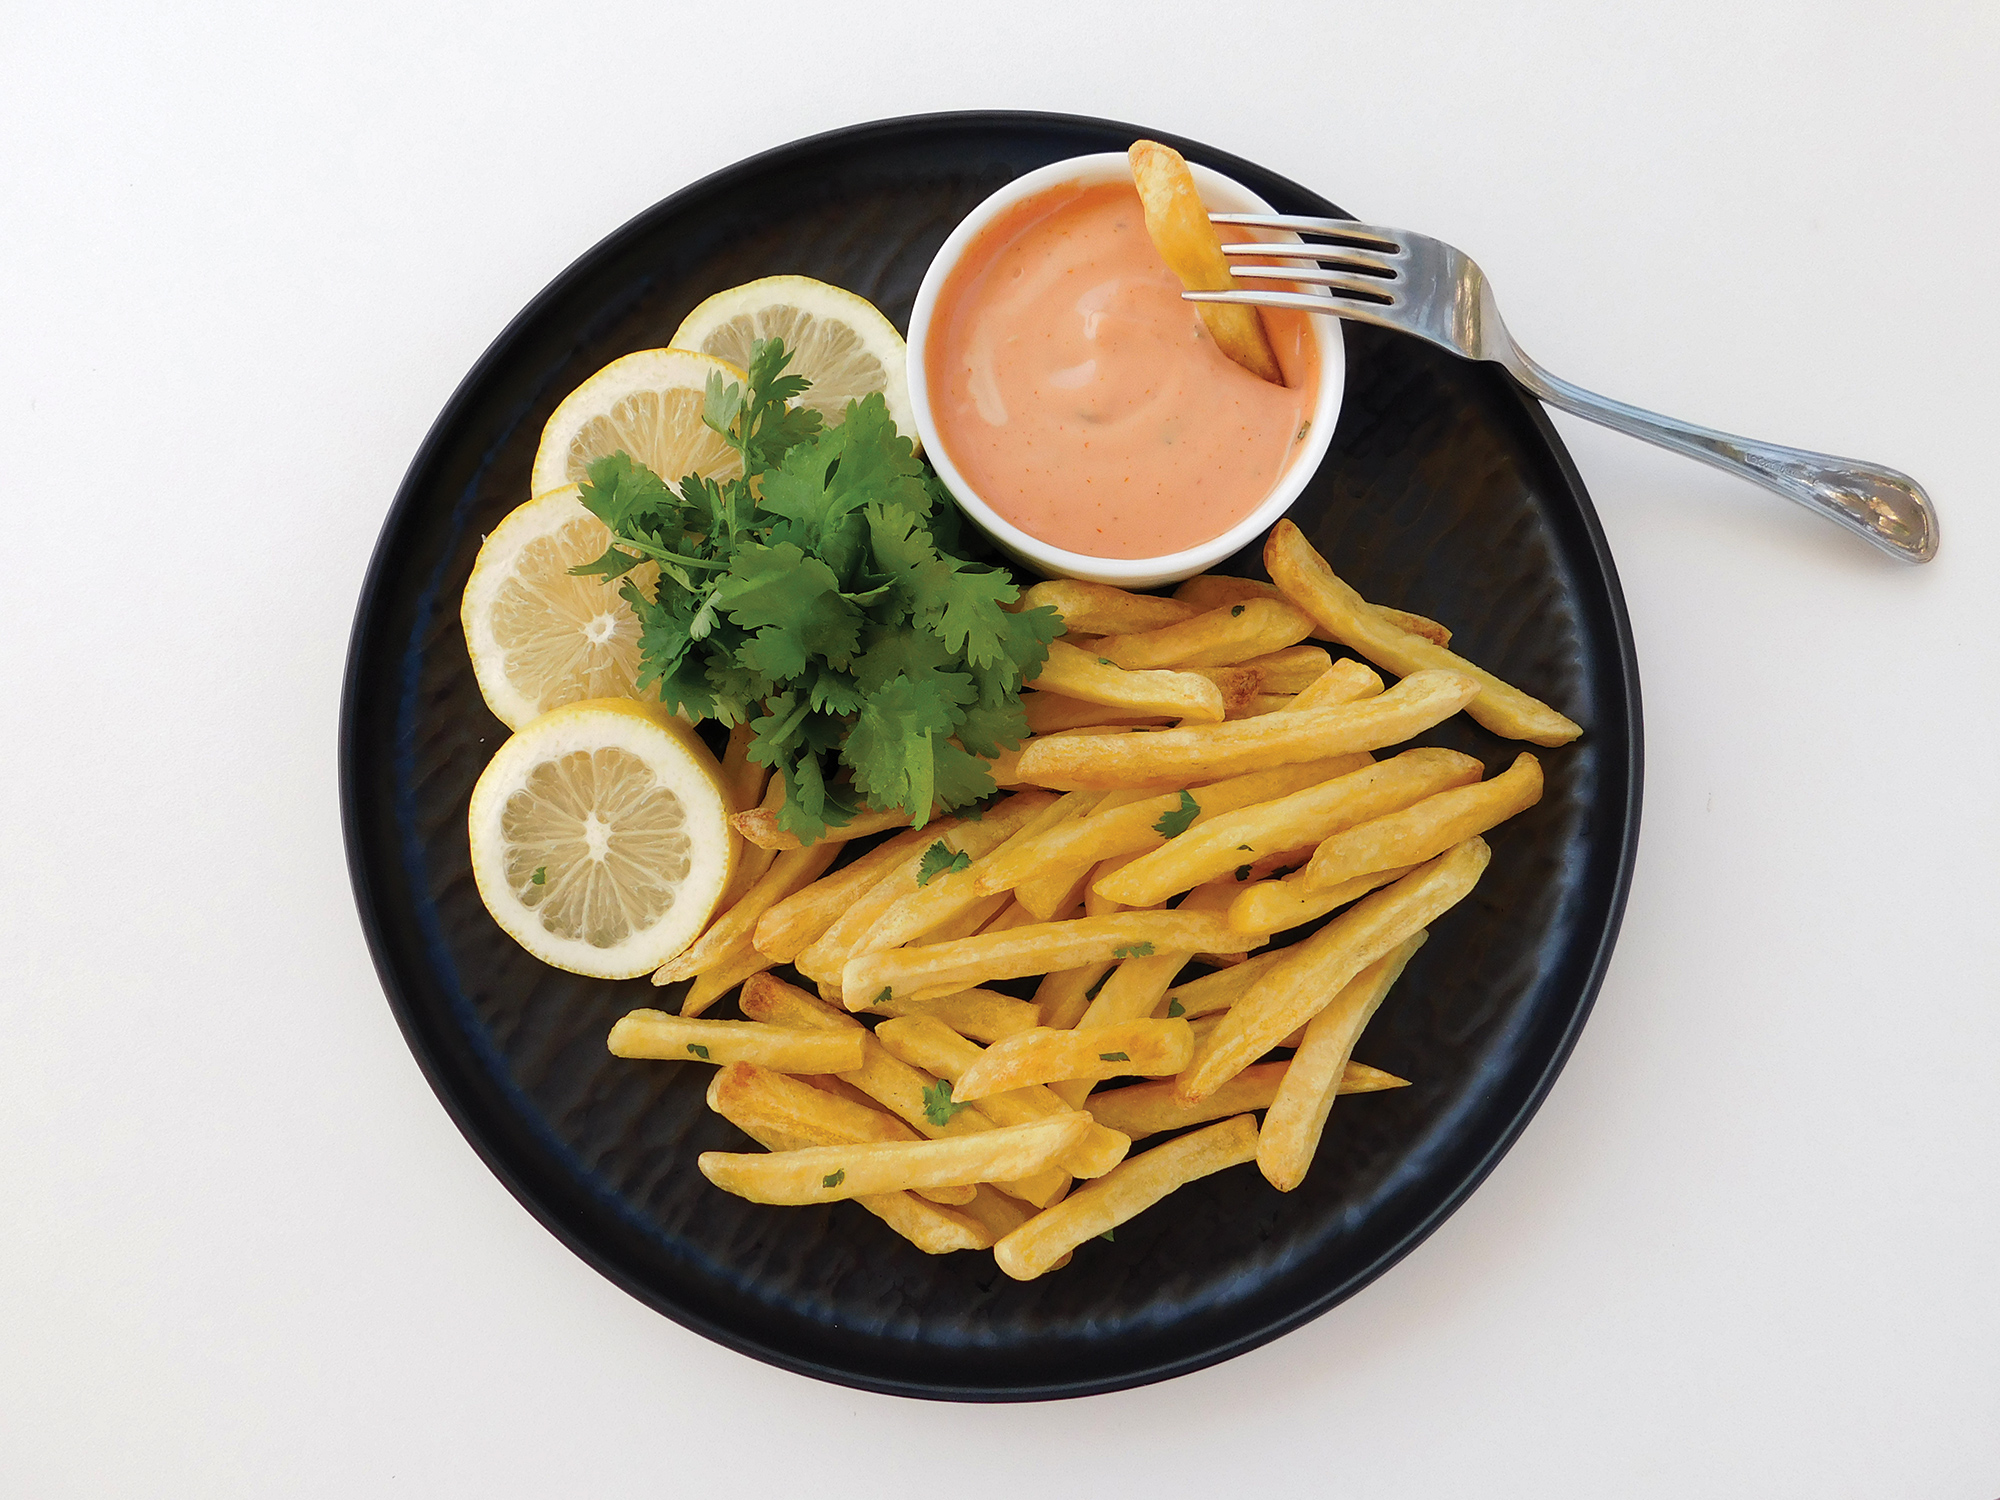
left=341, top=111, right=1641, bottom=1401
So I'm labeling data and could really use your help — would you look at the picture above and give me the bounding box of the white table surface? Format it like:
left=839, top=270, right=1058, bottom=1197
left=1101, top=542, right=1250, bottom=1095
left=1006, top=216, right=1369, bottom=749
left=5, top=4, right=1996, bottom=1494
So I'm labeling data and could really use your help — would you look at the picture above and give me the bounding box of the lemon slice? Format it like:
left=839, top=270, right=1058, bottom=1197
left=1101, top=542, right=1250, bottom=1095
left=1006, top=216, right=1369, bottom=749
left=461, top=485, right=662, bottom=731
left=469, top=699, right=734, bottom=979
left=529, top=348, right=745, bottom=499
left=669, top=276, right=917, bottom=448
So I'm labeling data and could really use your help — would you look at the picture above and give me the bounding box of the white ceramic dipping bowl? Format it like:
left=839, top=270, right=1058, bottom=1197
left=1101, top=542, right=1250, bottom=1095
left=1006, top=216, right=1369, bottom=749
left=905, top=153, right=1345, bottom=589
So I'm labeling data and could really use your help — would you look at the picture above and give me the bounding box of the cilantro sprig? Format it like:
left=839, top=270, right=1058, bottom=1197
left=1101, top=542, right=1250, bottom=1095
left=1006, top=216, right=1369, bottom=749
left=573, top=339, right=1062, bottom=842
left=917, top=840, right=971, bottom=887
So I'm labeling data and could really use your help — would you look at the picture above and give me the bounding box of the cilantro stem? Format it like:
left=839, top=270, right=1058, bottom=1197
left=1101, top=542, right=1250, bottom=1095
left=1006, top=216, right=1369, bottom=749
left=609, top=533, right=727, bottom=572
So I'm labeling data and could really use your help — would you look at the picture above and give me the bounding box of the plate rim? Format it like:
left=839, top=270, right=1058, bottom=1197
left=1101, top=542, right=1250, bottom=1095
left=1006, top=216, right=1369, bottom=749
left=339, top=107, right=1643, bottom=1402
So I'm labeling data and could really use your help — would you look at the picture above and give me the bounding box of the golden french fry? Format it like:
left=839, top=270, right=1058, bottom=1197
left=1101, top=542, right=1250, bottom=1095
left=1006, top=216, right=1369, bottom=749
left=1128, top=141, right=1282, bottom=384
left=872, top=1016, right=1131, bottom=1179
left=1235, top=645, right=1333, bottom=695
left=1011, top=670, right=1479, bottom=791
left=1286, top=656, right=1383, bottom=713
left=1031, top=640, right=1226, bottom=724
left=1303, top=752, right=1543, bottom=889
left=857, top=988, right=1043, bottom=1044
left=1095, top=598, right=1315, bottom=671
left=654, top=839, right=841, bottom=983
left=796, top=798, right=1040, bottom=990
left=977, top=899, right=1041, bottom=936
left=711, top=1102, right=990, bottom=1253
left=731, top=801, right=923, bottom=852
left=700, top=1114, right=1090, bottom=1204
left=1226, top=865, right=1415, bottom=937
left=1160, top=949, right=1288, bottom=1019
left=952, top=1020, right=1195, bottom=1101
left=1094, top=747, right=1485, bottom=908
left=717, top=773, right=783, bottom=910
left=1013, top=862, right=1094, bottom=921
left=994, top=1114, right=1261, bottom=1280
left=752, top=821, right=946, bottom=962
left=1178, top=839, right=1490, bottom=1103
left=1235, top=693, right=1295, bottom=718
left=1183, top=665, right=1265, bottom=714
left=844, top=911, right=1257, bottom=1005
left=956, top=1183, right=1038, bottom=1243
left=1265, top=519, right=1581, bottom=745
left=708, top=1064, right=975, bottom=1206
left=679, top=943, right=778, bottom=1018
left=973, top=755, right=1372, bottom=898
left=1033, top=961, right=1116, bottom=1032
left=853, top=791, right=1071, bottom=958
left=740, top=976, right=1069, bottom=1208
left=719, top=721, right=766, bottom=818
left=1172, top=572, right=1454, bottom=648
left=1023, top=691, right=1172, bottom=735
left=1020, top=579, right=1199, bottom=636
left=1087, top=1058, right=1409, bottom=1139
left=1259, top=933, right=1426, bottom=1190
left=607, top=1010, right=865, bottom=1072
left=912, top=891, right=1013, bottom=946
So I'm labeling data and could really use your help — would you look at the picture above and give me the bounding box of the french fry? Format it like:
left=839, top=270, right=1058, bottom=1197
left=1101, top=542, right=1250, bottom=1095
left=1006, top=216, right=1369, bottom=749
left=1093, top=747, right=1485, bottom=908
left=1034, top=961, right=1115, bottom=1032
left=1183, top=665, right=1265, bottom=714
left=871, top=1016, right=1130, bottom=1179
left=740, top=976, right=1068, bottom=1208
left=1020, top=579, right=1199, bottom=636
left=752, top=821, right=946, bottom=962
left=708, top=1064, right=975, bottom=1206
left=709, top=1099, right=990, bottom=1253
left=1160, top=949, right=1289, bottom=1019
left=654, top=839, right=841, bottom=983
left=973, top=755, right=1372, bottom=898
left=699, top=1114, right=1091, bottom=1204
left=796, top=798, right=1041, bottom=989
left=1031, top=640, right=1226, bottom=723
left=1286, top=656, right=1383, bottom=712
left=994, top=1114, right=1262, bottom=1280
left=1235, top=645, right=1333, bottom=695
left=977, top=899, right=1041, bottom=936
left=1172, top=572, right=1454, bottom=648
left=911, top=891, right=1014, bottom=946
left=731, top=801, right=923, bottom=852
left=1265, top=520, right=1581, bottom=745
left=717, top=773, right=783, bottom=910
left=853, top=790, right=1072, bottom=958
left=719, top=721, right=767, bottom=821
left=1226, top=865, right=1416, bottom=937
left=607, top=1010, right=865, bottom=1072
left=1303, top=752, right=1543, bottom=889
left=1094, top=599, right=1314, bottom=671
left=857, top=988, right=1043, bottom=1044
left=956, top=1184, right=1038, bottom=1243
left=1023, top=692, right=1171, bottom=735
left=1259, top=933, right=1426, bottom=1191
left=1177, top=838, right=1491, bottom=1103
left=1128, top=141, right=1282, bottom=384
left=1011, top=670, right=1480, bottom=791
left=1236, top=693, right=1297, bottom=718
left=952, top=1020, right=1195, bottom=1101
left=845, top=911, right=1257, bottom=1005
left=1087, top=1058, right=1409, bottom=1139
left=680, top=944, right=778, bottom=1018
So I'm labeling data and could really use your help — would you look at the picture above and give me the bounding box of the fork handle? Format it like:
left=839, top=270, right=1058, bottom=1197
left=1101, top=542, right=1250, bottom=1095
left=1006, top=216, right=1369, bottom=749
left=1509, top=354, right=1938, bottom=563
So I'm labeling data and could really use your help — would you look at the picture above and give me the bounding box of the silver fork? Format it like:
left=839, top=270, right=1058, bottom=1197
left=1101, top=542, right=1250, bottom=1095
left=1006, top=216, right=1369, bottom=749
left=1190, top=215, right=1938, bottom=563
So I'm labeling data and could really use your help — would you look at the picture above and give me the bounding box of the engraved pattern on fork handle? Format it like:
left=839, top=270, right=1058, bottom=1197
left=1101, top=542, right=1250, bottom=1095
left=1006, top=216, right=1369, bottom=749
left=1506, top=353, right=1939, bottom=563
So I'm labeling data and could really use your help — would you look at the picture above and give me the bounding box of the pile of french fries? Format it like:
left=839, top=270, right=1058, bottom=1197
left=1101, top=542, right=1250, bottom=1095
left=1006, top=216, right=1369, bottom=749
left=610, top=522, right=1581, bottom=1281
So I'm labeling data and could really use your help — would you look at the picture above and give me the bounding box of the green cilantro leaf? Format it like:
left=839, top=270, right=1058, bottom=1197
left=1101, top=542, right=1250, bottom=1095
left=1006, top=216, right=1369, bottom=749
left=1098, top=1051, right=1131, bottom=1063
left=822, top=1169, right=845, bottom=1188
left=530, top=866, right=546, bottom=886
left=1153, top=790, right=1200, bottom=839
left=686, top=1044, right=710, bottom=1060
left=1113, top=942, right=1155, bottom=959
left=921, top=1079, right=969, bottom=1126
left=1230, top=604, right=1245, bottom=617
left=1167, top=999, right=1186, bottom=1018
left=917, top=840, right=972, bottom=887
left=874, top=986, right=893, bottom=1005
left=1098, top=1229, right=1116, bottom=1243
left=1236, top=864, right=1252, bottom=881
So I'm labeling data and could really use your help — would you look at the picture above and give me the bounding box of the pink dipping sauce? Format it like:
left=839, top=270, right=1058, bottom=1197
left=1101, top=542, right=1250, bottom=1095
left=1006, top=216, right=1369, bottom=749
left=927, top=181, right=1320, bottom=560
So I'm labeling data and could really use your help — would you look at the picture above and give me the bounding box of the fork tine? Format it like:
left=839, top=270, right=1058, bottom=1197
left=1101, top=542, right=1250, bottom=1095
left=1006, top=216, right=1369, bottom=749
left=1230, top=263, right=1399, bottom=291
left=1218, top=244, right=1401, bottom=275
left=1208, top=214, right=1405, bottom=250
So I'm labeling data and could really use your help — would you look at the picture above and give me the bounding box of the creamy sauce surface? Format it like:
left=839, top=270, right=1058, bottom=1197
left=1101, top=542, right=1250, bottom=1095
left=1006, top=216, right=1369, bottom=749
left=928, top=181, right=1319, bottom=559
